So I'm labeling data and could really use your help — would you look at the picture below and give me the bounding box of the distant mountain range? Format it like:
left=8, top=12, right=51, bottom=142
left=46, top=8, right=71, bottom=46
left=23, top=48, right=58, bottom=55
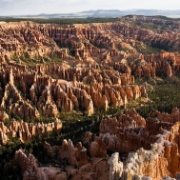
left=1, top=9, right=180, bottom=19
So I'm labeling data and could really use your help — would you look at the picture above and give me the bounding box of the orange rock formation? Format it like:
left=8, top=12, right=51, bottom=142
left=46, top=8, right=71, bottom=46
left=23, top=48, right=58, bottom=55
left=10, top=108, right=180, bottom=180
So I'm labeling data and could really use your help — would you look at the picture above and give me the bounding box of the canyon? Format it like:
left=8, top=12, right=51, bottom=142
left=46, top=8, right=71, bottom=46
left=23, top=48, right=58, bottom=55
left=0, top=16, right=180, bottom=180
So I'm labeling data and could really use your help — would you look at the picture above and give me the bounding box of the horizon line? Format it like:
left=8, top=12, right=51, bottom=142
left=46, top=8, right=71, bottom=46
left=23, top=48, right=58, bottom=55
left=1, top=9, right=180, bottom=17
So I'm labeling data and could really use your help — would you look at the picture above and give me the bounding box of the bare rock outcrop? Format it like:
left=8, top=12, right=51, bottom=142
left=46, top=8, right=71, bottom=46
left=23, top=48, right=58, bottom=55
left=0, top=110, right=9, bottom=121
left=8, top=107, right=180, bottom=180
left=15, top=149, right=67, bottom=180
left=0, top=118, right=62, bottom=144
left=88, top=108, right=180, bottom=179
left=44, top=139, right=88, bottom=167
left=0, top=65, right=147, bottom=118
left=108, top=152, right=123, bottom=180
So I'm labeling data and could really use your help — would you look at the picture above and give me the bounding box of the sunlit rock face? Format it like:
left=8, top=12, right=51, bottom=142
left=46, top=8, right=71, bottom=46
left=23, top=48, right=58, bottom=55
left=0, top=65, right=147, bottom=120
left=87, top=108, right=180, bottom=179
left=10, top=108, right=180, bottom=180
left=108, top=152, right=123, bottom=180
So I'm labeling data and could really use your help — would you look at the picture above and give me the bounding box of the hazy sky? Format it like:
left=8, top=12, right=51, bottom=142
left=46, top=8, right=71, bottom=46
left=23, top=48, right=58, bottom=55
left=0, top=0, right=180, bottom=16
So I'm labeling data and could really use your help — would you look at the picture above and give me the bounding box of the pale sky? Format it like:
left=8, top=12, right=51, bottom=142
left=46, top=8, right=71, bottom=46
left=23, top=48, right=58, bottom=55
left=0, top=0, right=180, bottom=16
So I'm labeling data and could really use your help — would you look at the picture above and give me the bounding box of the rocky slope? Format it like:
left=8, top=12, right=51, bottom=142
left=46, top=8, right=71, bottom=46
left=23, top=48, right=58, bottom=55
left=8, top=107, right=180, bottom=180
